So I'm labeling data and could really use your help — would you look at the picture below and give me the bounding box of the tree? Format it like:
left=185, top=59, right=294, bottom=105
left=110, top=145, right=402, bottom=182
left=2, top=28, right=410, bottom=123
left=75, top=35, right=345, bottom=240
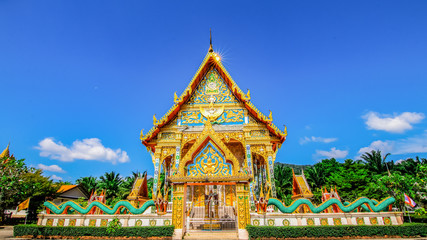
left=367, top=172, right=414, bottom=211
left=393, top=158, right=421, bottom=175
left=0, top=156, right=58, bottom=222
left=20, top=168, right=59, bottom=220
left=305, top=158, right=342, bottom=203
left=98, top=171, right=123, bottom=204
left=305, top=164, right=326, bottom=190
left=147, top=177, right=154, bottom=199
left=76, top=176, right=98, bottom=194
left=326, top=159, right=372, bottom=202
left=360, top=150, right=391, bottom=174
left=274, top=164, right=292, bottom=202
left=0, top=156, right=28, bottom=222
left=413, top=164, right=427, bottom=208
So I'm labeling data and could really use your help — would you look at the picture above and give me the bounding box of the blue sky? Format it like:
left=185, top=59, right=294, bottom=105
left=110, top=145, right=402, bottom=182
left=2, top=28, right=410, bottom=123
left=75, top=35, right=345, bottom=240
left=1, top=1, right=427, bottom=182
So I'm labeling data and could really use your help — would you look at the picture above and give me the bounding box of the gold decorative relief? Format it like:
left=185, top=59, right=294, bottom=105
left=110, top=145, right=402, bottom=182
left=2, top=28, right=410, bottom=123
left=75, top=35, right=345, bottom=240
left=182, top=133, right=199, bottom=146
left=161, top=147, right=175, bottom=161
left=177, top=121, right=240, bottom=178
left=160, top=132, right=175, bottom=140
left=187, top=142, right=232, bottom=177
left=217, top=132, right=245, bottom=144
left=251, top=145, right=267, bottom=159
left=250, top=130, right=267, bottom=138
left=187, top=69, right=238, bottom=105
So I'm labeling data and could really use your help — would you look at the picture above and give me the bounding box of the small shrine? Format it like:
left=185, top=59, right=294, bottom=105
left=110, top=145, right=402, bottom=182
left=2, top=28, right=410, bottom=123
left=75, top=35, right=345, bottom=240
left=291, top=169, right=313, bottom=213
left=321, top=186, right=342, bottom=213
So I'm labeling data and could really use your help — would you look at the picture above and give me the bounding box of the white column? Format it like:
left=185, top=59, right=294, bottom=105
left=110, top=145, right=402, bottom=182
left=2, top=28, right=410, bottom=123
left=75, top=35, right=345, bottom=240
left=246, top=145, right=254, bottom=204
left=267, top=155, right=277, bottom=198
left=153, top=157, right=160, bottom=196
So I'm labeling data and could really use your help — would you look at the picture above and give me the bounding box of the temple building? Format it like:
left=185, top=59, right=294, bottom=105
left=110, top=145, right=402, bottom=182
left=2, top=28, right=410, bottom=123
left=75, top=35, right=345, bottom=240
left=140, top=40, right=287, bottom=233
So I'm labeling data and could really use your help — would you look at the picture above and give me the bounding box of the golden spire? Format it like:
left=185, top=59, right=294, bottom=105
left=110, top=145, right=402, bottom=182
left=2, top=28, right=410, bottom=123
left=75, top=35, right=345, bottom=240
left=266, top=110, right=273, bottom=122
left=208, top=28, right=213, bottom=53
left=140, top=129, right=144, bottom=141
left=0, top=143, right=10, bottom=159
left=153, top=114, right=158, bottom=125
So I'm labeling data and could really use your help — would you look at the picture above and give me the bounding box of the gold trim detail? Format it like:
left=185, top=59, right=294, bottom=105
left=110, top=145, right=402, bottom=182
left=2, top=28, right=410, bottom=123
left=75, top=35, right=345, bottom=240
left=251, top=145, right=267, bottom=159
left=177, top=121, right=242, bottom=178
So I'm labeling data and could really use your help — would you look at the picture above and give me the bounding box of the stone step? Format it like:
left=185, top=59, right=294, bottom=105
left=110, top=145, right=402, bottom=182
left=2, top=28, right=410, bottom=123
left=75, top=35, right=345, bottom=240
left=184, top=231, right=238, bottom=240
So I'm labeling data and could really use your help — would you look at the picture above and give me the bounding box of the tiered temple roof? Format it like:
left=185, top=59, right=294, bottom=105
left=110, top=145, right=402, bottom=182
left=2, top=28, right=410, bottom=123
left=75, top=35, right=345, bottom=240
left=140, top=50, right=287, bottom=151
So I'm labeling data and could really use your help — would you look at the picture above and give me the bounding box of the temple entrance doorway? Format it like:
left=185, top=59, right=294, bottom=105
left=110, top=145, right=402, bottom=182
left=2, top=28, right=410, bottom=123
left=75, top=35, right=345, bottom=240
left=185, top=183, right=237, bottom=232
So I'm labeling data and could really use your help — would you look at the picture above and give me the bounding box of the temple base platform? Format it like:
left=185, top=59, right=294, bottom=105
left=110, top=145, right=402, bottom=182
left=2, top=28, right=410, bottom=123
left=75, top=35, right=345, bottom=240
left=250, top=211, right=403, bottom=226
left=37, top=212, right=172, bottom=227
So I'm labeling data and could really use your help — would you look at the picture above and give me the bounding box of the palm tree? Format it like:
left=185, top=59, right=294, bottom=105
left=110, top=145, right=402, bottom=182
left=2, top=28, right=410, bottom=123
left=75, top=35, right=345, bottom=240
left=76, top=176, right=98, bottom=194
left=360, top=150, right=390, bottom=174
left=305, top=164, right=326, bottom=190
left=98, top=171, right=123, bottom=200
left=394, top=158, right=421, bottom=175
left=416, top=156, right=427, bottom=164
left=274, top=164, right=293, bottom=201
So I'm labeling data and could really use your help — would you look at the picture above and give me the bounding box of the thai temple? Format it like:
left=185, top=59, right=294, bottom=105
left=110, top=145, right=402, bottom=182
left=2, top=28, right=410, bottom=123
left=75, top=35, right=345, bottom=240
left=38, top=38, right=403, bottom=240
left=139, top=37, right=286, bottom=234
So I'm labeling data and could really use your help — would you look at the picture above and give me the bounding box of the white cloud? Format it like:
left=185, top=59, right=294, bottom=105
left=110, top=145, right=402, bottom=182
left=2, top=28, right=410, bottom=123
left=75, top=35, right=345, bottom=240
left=362, top=111, right=424, bottom=133
left=358, top=131, right=427, bottom=156
left=315, top=147, right=348, bottom=159
left=50, top=175, right=63, bottom=181
left=357, top=140, right=394, bottom=155
left=37, top=164, right=66, bottom=173
left=36, top=138, right=130, bottom=164
left=300, top=136, right=338, bottom=145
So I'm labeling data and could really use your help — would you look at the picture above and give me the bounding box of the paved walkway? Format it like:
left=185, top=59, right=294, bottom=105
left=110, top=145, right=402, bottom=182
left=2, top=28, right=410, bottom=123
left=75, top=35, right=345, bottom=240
left=184, top=231, right=238, bottom=239
left=0, top=226, right=13, bottom=240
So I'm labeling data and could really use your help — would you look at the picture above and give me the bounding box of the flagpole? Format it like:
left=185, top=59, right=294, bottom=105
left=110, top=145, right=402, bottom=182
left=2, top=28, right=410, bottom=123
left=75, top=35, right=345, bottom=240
left=406, top=205, right=412, bottom=223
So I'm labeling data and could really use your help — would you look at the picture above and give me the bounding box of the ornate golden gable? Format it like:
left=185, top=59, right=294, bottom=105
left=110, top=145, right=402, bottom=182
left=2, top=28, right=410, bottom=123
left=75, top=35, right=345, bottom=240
left=186, top=68, right=239, bottom=106
left=141, top=50, right=286, bottom=149
left=170, top=121, right=249, bottom=182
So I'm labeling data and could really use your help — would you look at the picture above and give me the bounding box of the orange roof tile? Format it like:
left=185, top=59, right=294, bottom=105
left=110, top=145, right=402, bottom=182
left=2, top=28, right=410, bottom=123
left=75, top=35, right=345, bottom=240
left=57, top=185, right=77, bottom=193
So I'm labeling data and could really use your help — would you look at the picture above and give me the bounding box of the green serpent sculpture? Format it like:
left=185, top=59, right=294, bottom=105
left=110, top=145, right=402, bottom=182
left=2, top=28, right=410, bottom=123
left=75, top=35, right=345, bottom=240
left=45, top=197, right=394, bottom=215
left=268, top=197, right=395, bottom=213
left=44, top=200, right=155, bottom=215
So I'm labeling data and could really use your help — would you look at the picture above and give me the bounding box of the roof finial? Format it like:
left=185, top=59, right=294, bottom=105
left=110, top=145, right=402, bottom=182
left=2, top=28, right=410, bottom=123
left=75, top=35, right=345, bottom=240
left=209, top=28, right=213, bottom=52
left=0, top=142, right=10, bottom=159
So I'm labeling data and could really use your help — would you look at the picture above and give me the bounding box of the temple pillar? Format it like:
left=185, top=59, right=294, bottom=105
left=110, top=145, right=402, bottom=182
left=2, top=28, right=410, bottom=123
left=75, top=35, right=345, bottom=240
left=169, top=145, right=181, bottom=201
left=152, top=149, right=161, bottom=196
left=266, top=145, right=277, bottom=198
left=245, top=144, right=255, bottom=205
left=172, top=184, right=185, bottom=229
left=236, top=183, right=250, bottom=229
left=174, top=146, right=181, bottom=174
